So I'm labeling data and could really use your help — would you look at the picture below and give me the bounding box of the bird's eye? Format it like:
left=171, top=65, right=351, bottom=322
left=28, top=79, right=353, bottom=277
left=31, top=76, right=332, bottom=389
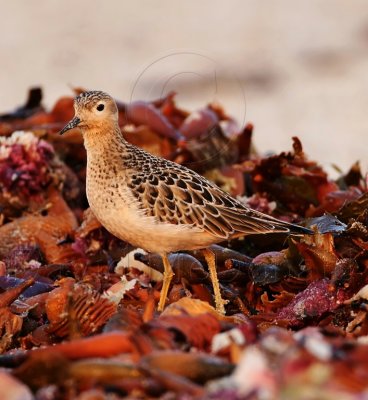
left=96, top=104, right=105, bottom=111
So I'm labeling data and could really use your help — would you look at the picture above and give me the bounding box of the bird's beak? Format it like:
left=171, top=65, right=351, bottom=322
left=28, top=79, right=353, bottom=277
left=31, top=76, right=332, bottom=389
left=59, top=116, right=81, bottom=135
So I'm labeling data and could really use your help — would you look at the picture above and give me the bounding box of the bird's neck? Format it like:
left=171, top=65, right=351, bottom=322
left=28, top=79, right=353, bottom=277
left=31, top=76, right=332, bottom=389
left=83, top=124, right=127, bottom=155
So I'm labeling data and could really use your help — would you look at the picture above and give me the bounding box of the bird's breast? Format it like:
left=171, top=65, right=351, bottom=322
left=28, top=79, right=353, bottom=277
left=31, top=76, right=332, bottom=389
left=86, top=166, right=136, bottom=234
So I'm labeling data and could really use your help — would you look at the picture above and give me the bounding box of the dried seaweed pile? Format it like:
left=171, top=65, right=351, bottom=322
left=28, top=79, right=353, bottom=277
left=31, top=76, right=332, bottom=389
left=0, top=88, right=367, bottom=399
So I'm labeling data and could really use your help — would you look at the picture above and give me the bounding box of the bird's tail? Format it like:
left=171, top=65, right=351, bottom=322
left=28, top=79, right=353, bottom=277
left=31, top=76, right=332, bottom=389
left=247, top=212, right=313, bottom=235
left=283, top=221, right=313, bottom=235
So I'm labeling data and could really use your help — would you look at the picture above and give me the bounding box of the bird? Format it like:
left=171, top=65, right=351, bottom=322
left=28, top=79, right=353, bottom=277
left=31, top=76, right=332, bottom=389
left=60, top=90, right=312, bottom=314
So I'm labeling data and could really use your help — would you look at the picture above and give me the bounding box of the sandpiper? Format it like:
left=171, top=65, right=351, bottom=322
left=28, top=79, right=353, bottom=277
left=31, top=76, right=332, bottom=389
left=60, top=91, right=311, bottom=314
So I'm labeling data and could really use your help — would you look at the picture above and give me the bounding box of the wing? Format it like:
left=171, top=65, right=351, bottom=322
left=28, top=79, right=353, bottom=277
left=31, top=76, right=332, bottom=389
left=126, top=156, right=308, bottom=240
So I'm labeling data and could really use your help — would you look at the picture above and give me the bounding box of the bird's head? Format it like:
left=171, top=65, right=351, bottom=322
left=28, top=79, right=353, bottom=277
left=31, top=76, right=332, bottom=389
left=59, top=91, right=119, bottom=136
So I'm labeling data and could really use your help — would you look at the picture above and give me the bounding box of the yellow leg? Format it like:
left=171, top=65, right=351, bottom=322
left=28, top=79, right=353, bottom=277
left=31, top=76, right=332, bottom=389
left=202, top=248, right=227, bottom=315
left=157, top=253, right=174, bottom=312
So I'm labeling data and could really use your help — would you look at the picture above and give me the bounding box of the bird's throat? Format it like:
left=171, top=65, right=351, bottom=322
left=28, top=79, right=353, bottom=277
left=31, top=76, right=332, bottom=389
left=83, top=125, right=126, bottom=154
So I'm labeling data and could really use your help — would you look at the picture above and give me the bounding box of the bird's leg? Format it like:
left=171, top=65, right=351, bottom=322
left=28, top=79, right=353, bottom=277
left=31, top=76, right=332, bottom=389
left=202, top=248, right=227, bottom=315
left=158, top=253, right=174, bottom=312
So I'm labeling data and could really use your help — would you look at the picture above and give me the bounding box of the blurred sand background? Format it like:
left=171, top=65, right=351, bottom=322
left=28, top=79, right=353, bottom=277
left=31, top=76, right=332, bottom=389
left=1, top=0, right=368, bottom=174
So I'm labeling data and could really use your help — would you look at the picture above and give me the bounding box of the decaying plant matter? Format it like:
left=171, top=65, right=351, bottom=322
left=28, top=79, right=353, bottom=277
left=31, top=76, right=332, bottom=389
left=0, top=88, right=367, bottom=399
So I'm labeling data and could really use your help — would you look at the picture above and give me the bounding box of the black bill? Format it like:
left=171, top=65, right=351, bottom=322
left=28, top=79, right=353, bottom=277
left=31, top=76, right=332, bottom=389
left=59, top=117, right=81, bottom=135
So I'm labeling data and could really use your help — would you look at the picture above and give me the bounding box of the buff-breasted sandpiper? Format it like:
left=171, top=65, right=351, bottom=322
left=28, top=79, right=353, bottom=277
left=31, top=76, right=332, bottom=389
left=60, top=91, right=312, bottom=314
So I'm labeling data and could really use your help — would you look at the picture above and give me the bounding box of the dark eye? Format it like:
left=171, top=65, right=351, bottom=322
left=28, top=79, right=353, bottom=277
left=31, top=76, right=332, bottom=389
left=96, top=104, right=104, bottom=111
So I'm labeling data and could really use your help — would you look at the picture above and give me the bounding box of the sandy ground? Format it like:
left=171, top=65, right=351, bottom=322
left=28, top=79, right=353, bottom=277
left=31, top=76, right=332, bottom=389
left=1, top=0, right=368, bottom=174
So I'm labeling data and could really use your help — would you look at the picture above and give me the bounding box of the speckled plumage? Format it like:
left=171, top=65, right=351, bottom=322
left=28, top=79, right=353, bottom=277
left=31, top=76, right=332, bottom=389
left=60, top=90, right=311, bottom=314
